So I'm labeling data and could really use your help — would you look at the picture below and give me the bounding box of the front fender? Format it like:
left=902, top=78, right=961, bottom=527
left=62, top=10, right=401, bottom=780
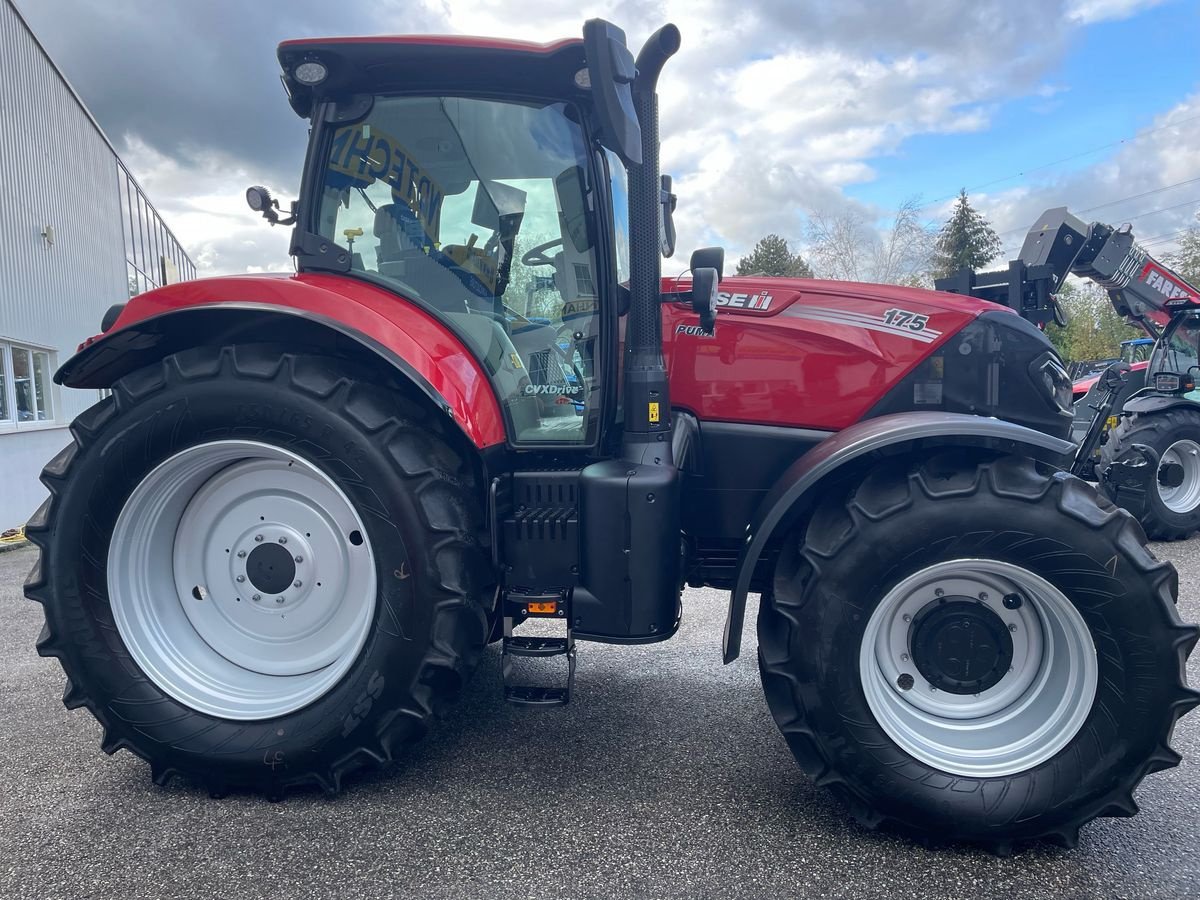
left=722, top=411, right=1075, bottom=663
left=57, top=273, right=506, bottom=449
left=1121, top=393, right=1200, bottom=416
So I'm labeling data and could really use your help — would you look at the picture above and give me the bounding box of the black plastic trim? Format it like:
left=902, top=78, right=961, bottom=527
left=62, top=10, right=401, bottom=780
left=721, top=412, right=1076, bottom=664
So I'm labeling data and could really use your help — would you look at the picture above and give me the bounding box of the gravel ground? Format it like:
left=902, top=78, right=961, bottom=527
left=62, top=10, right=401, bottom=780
left=1, top=539, right=1198, bottom=900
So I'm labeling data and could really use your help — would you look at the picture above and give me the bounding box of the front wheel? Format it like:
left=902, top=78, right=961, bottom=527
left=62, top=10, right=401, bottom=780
left=1101, top=407, right=1200, bottom=540
left=758, top=452, right=1199, bottom=851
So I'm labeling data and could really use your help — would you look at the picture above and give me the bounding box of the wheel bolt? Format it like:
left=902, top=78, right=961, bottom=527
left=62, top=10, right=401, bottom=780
left=294, top=556, right=303, bottom=563
left=934, top=588, right=945, bottom=597
left=278, top=537, right=287, bottom=544
left=978, top=591, right=988, bottom=601
left=276, top=597, right=285, bottom=604
left=902, top=613, right=912, bottom=623
left=252, top=594, right=261, bottom=602
left=900, top=653, right=909, bottom=661
left=255, top=535, right=263, bottom=543
left=1009, top=623, right=1018, bottom=632
left=236, top=575, right=245, bottom=583
left=294, top=580, right=302, bottom=588
left=237, top=550, right=247, bottom=559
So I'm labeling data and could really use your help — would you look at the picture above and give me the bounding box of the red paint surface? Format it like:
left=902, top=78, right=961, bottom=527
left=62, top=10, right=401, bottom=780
left=108, top=273, right=507, bottom=449
left=278, top=35, right=581, bottom=53
left=661, top=277, right=987, bottom=431
left=1072, top=360, right=1149, bottom=397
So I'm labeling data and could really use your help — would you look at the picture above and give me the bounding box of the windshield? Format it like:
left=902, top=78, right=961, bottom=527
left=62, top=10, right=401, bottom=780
left=314, top=96, right=603, bottom=445
left=1150, top=314, right=1200, bottom=400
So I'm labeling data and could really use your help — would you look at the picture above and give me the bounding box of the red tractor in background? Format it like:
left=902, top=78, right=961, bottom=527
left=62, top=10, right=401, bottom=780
left=26, top=20, right=1198, bottom=852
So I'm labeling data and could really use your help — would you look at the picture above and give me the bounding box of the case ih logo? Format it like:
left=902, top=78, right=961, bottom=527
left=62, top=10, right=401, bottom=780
left=717, top=291, right=774, bottom=310
left=1141, top=262, right=1192, bottom=300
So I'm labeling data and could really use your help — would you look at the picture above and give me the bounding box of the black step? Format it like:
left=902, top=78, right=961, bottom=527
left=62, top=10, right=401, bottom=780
left=504, top=636, right=570, bottom=658
left=504, top=685, right=570, bottom=707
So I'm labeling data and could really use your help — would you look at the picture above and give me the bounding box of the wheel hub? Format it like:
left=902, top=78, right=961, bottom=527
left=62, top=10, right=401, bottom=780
left=245, top=541, right=298, bottom=596
left=910, top=598, right=1013, bottom=695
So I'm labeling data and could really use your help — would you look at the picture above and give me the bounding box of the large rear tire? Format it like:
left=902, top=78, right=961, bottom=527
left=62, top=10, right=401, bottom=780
left=758, top=452, right=1199, bottom=851
left=25, top=345, right=493, bottom=797
left=1100, top=407, right=1200, bottom=540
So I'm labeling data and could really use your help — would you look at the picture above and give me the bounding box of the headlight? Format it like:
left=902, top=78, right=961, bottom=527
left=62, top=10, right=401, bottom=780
left=1034, top=355, right=1073, bottom=413
left=1154, top=372, right=1195, bottom=393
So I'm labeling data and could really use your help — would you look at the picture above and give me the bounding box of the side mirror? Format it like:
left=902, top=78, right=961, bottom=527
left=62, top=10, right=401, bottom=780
left=582, top=20, right=642, bottom=165
left=1100, top=361, right=1131, bottom=392
left=660, top=175, right=676, bottom=258
left=690, top=247, right=725, bottom=282
left=692, top=267, right=719, bottom=334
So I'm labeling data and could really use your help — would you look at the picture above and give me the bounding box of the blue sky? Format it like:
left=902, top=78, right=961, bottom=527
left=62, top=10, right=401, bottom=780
left=853, top=1, right=1200, bottom=240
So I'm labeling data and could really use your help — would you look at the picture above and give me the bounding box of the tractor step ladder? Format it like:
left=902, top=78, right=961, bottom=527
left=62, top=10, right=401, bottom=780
left=501, top=590, right=575, bottom=707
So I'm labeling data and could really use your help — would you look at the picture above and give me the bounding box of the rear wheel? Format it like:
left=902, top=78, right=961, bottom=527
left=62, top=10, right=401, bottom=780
left=25, top=345, right=492, bottom=797
left=758, top=452, right=1199, bottom=850
left=1100, top=407, right=1200, bottom=540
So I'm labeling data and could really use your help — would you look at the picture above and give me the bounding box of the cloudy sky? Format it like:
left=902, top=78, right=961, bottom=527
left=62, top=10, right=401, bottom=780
left=15, top=0, right=1200, bottom=277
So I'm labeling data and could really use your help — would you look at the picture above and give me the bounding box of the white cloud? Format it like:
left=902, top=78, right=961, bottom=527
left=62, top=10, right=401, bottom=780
left=1066, top=0, right=1169, bottom=25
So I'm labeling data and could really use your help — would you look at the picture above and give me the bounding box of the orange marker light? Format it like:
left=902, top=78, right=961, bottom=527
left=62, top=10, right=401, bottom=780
left=528, top=601, right=558, bottom=615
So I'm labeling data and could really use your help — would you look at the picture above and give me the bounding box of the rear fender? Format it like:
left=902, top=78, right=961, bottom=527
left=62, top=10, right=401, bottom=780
left=722, top=411, right=1075, bottom=663
left=57, top=275, right=506, bottom=449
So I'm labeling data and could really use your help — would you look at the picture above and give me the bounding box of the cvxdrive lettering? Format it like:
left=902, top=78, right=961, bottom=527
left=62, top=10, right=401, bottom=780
left=523, top=384, right=582, bottom=396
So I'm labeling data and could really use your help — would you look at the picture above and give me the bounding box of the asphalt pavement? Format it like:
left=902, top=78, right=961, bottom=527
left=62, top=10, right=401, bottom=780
left=2, top=539, right=1198, bottom=900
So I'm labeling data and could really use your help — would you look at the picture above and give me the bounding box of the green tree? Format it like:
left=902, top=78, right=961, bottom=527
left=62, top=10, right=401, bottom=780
left=1044, top=281, right=1143, bottom=365
left=931, top=189, right=1002, bottom=279
left=736, top=234, right=813, bottom=278
left=1165, top=212, right=1200, bottom=287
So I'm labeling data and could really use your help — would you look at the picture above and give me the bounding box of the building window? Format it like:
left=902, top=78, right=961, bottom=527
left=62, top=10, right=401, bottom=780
left=0, top=341, right=56, bottom=426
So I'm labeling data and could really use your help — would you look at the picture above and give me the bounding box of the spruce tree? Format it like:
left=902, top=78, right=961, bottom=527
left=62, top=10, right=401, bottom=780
left=932, top=189, right=1002, bottom=278
left=735, top=234, right=813, bottom=278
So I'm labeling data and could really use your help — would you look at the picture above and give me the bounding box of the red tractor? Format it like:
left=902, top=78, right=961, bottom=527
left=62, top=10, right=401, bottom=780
left=26, top=21, right=1198, bottom=851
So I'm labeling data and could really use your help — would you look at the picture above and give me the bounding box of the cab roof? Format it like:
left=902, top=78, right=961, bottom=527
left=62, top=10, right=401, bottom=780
left=277, top=34, right=587, bottom=118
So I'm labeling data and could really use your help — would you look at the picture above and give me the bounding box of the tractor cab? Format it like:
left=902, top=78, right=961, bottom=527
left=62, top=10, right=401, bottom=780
left=274, top=31, right=646, bottom=448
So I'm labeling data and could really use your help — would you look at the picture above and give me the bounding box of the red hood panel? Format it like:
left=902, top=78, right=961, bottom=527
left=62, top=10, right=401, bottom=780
left=663, top=278, right=982, bottom=430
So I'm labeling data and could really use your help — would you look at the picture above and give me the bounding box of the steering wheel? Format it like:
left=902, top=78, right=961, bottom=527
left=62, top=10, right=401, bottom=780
left=522, top=238, right=563, bottom=268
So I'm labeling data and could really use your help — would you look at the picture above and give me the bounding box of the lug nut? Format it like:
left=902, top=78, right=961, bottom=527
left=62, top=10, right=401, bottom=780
left=255, top=535, right=263, bottom=543
left=237, top=550, right=247, bottom=559
left=252, top=594, right=262, bottom=602
left=294, top=556, right=303, bottom=563
left=294, top=580, right=302, bottom=588
left=902, top=614, right=912, bottom=623
left=934, top=588, right=945, bottom=597
left=1009, top=623, right=1018, bottom=632
left=978, top=591, right=988, bottom=601
left=278, top=536, right=287, bottom=544
left=900, top=653, right=909, bottom=662
left=276, top=597, right=285, bottom=604
left=236, top=575, right=246, bottom=583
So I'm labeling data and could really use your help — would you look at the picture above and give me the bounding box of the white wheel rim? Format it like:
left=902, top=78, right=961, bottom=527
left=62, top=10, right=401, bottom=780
left=108, top=441, right=377, bottom=720
left=859, top=559, right=1098, bottom=778
left=1158, top=439, right=1200, bottom=514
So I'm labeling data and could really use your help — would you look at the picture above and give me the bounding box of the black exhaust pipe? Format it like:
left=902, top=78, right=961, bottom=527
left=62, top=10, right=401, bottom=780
left=623, top=24, right=680, bottom=464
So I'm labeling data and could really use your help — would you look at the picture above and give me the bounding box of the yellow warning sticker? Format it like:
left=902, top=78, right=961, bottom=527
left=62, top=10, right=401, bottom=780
left=648, top=402, right=660, bottom=423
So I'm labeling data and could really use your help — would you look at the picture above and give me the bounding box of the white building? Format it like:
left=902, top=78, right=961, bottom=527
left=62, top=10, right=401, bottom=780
left=0, top=0, right=195, bottom=527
